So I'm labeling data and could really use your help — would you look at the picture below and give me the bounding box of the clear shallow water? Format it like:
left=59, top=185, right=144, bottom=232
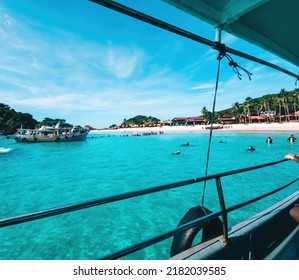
left=0, top=131, right=299, bottom=260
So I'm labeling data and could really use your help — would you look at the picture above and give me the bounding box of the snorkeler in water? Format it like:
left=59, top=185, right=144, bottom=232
left=247, top=146, right=256, bottom=152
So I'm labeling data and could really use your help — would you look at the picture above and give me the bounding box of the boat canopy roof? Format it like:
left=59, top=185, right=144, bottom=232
left=163, top=0, right=299, bottom=67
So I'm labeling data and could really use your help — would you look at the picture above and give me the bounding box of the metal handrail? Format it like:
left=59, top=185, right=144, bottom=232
left=0, top=158, right=288, bottom=228
left=100, top=175, right=299, bottom=260
left=1, top=158, right=298, bottom=260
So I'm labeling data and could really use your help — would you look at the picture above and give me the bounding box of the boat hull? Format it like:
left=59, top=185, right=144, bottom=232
left=14, top=131, right=89, bottom=143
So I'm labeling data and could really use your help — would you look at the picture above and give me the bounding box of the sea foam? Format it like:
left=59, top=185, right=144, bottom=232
left=0, top=147, right=12, bottom=153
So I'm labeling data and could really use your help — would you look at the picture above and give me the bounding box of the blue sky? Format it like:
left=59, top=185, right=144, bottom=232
left=0, top=0, right=298, bottom=128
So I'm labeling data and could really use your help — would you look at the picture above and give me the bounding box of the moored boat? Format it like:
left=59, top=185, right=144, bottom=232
left=14, top=123, right=89, bottom=143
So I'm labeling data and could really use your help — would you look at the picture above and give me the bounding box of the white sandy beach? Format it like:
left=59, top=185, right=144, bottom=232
left=92, top=122, right=299, bottom=134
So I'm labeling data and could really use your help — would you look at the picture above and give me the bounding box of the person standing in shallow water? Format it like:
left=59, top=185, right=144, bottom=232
left=288, top=135, right=296, bottom=142
left=266, top=136, right=273, bottom=144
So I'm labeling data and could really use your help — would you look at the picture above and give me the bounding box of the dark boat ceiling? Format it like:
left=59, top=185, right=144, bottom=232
left=162, top=0, right=299, bottom=67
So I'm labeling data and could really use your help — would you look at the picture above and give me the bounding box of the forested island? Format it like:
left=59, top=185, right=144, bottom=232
left=109, top=115, right=161, bottom=129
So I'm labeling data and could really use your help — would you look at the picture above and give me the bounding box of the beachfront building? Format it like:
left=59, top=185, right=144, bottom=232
left=216, top=116, right=237, bottom=125
left=289, top=111, right=299, bottom=121
left=248, top=116, right=268, bottom=123
left=171, top=116, right=236, bottom=126
left=159, top=120, right=172, bottom=126
left=247, top=112, right=299, bottom=123
left=171, top=117, right=205, bottom=126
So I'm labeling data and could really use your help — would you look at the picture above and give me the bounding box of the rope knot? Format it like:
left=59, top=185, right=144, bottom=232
left=213, top=42, right=226, bottom=60
left=214, top=42, right=252, bottom=80
left=228, top=60, right=238, bottom=68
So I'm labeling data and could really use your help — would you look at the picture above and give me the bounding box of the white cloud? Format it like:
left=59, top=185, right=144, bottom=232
left=0, top=10, right=13, bottom=38
left=189, top=83, right=217, bottom=91
left=10, top=94, right=81, bottom=109
left=107, top=45, right=143, bottom=79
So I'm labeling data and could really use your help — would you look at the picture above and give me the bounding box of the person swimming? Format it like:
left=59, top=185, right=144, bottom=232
left=247, top=146, right=255, bottom=152
left=181, top=142, right=190, bottom=146
left=172, top=150, right=181, bottom=155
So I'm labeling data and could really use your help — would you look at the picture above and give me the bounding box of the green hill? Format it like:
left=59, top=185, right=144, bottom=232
left=121, top=115, right=161, bottom=128
left=0, top=103, right=38, bottom=135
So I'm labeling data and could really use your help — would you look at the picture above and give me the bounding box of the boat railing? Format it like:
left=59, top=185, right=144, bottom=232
left=1, top=158, right=298, bottom=259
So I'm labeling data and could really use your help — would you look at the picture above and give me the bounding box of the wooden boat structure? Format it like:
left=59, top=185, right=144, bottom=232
left=1, top=0, right=299, bottom=260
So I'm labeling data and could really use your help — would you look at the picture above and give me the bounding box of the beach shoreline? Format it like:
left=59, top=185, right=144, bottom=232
left=92, top=122, right=299, bottom=134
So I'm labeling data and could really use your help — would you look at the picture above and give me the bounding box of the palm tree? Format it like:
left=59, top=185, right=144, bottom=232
left=292, top=89, right=299, bottom=121
left=232, top=102, right=241, bottom=123
left=259, top=96, right=269, bottom=122
left=280, top=89, right=290, bottom=121
left=276, top=97, right=284, bottom=123
left=293, top=98, right=297, bottom=121
left=201, top=106, right=211, bottom=123
left=244, top=97, right=252, bottom=123
left=243, top=104, right=248, bottom=124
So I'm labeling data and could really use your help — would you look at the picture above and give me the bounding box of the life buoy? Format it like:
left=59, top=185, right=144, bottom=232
left=170, top=206, right=223, bottom=257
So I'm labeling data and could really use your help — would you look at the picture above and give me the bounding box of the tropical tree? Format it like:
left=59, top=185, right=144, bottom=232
left=275, top=97, right=284, bottom=122
left=292, top=89, right=299, bottom=121
left=0, top=103, right=38, bottom=134
left=279, top=88, right=290, bottom=121
left=244, top=97, right=252, bottom=123
left=201, top=106, right=211, bottom=123
left=231, top=102, right=241, bottom=123
left=251, top=99, right=261, bottom=122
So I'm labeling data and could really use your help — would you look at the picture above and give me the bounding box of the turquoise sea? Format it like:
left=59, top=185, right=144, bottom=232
left=1, top=130, right=299, bottom=260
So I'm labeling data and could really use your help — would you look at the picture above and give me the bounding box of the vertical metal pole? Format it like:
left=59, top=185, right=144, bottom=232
left=213, top=27, right=227, bottom=240
left=215, top=177, right=229, bottom=244
left=215, top=26, right=222, bottom=43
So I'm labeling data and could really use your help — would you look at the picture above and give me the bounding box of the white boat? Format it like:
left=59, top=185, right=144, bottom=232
left=14, top=123, right=89, bottom=143
left=1, top=0, right=299, bottom=260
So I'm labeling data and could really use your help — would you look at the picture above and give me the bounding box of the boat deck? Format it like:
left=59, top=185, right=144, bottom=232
left=171, top=191, right=299, bottom=260
left=265, top=224, right=299, bottom=260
